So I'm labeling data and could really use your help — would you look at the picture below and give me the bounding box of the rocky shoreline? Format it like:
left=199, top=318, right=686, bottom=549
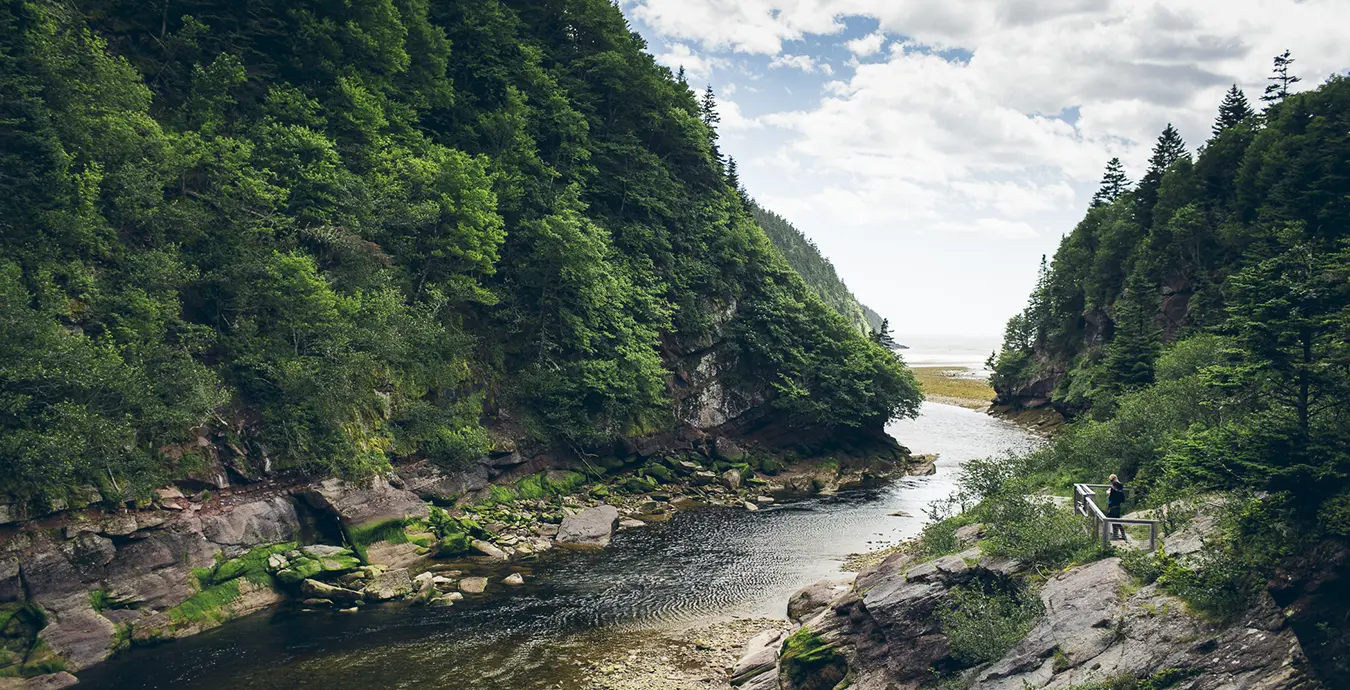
left=721, top=510, right=1317, bottom=690
left=0, top=428, right=919, bottom=688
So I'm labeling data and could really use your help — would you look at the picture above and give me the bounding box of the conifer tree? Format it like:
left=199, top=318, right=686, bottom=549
left=1100, top=270, right=1162, bottom=396
left=726, top=157, right=740, bottom=190
left=871, top=318, right=898, bottom=350
left=1091, top=158, right=1129, bottom=207
left=700, top=85, right=723, bottom=166
left=700, top=85, right=720, bottom=129
left=676, top=65, right=686, bottom=84
left=1135, top=124, right=1188, bottom=228
left=1213, top=84, right=1254, bottom=135
left=1261, top=50, right=1301, bottom=104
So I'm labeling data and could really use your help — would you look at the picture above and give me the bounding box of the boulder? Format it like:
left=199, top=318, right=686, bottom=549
left=272, top=547, right=361, bottom=585
left=35, top=593, right=116, bottom=671
left=691, top=471, right=718, bottom=486
left=365, top=568, right=414, bottom=601
left=503, top=573, right=524, bottom=586
left=618, top=518, right=647, bottom=529
left=721, top=469, right=743, bottom=491
left=557, top=505, right=620, bottom=548
left=470, top=539, right=509, bottom=561
left=714, top=437, right=747, bottom=462
left=787, top=578, right=854, bottom=623
left=743, top=501, right=760, bottom=512
left=459, top=577, right=488, bottom=594
left=394, top=459, right=489, bottom=504
left=730, top=629, right=784, bottom=685
left=300, top=579, right=364, bottom=603
left=301, top=477, right=429, bottom=528
left=198, top=497, right=302, bottom=550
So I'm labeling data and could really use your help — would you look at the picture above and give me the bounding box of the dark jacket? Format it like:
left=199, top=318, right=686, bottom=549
left=1107, top=480, right=1125, bottom=508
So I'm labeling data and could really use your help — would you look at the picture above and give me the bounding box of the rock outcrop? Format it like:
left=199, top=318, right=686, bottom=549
left=740, top=545, right=1315, bottom=690
left=556, top=505, right=620, bottom=547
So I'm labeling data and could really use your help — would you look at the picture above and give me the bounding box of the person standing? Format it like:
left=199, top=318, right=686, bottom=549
left=1106, top=474, right=1126, bottom=540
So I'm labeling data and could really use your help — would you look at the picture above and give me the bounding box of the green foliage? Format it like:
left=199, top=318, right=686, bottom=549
left=938, top=581, right=1044, bottom=666
left=1063, top=667, right=1201, bottom=690
left=0, top=0, right=921, bottom=501
left=750, top=201, right=881, bottom=334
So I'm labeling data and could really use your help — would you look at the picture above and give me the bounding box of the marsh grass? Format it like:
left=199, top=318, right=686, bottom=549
left=912, top=367, right=995, bottom=409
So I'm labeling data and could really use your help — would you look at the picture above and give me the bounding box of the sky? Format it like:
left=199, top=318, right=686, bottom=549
left=616, top=0, right=1350, bottom=339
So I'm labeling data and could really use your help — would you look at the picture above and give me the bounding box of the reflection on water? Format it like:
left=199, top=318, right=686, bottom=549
left=78, top=403, right=1038, bottom=690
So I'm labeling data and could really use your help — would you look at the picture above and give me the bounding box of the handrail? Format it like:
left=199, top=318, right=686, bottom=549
left=1072, top=483, right=1160, bottom=551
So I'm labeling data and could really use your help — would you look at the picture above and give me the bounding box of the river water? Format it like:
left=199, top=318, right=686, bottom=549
left=78, top=402, right=1038, bottom=690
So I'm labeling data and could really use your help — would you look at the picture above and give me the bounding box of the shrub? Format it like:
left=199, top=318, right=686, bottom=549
left=938, top=580, right=1044, bottom=667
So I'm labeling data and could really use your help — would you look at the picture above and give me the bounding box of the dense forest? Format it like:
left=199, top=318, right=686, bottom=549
left=989, top=65, right=1350, bottom=670
left=0, top=0, right=921, bottom=506
left=748, top=202, right=883, bottom=336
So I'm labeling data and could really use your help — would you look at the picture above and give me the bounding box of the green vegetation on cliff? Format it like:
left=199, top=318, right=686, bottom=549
left=749, top=201, right=883, bottom=335
left=981, top=67, right=1350, bottom=680
left=0, top=0, right=920, bottom=504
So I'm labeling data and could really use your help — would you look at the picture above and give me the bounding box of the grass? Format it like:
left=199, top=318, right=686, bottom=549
left=912, top=367, right=995, bottom=409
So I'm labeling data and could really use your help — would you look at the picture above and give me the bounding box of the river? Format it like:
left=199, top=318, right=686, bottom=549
left=77, top=402, right=1039, bottom=689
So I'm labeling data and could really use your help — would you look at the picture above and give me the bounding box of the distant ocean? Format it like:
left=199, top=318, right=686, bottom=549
left=894, top=334, right=1001, bottom=374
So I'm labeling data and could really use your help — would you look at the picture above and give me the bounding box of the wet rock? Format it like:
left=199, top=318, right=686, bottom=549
left=470, top=539, right=509, bottom=561
left=743, top=501, right=760, bottom=512
left=365, top=568, right=414, bottom=601
left=730, top=628, right=783, bottom=685
left=300, top=579, right=363, bottom=603
left=302, top=598, right=333, bottom=607
left=691, top=471, right=718, bottom=486
left=272, top=547, right=361, bottom=586
left=459, top=577, right=488, bottom=594
left=503, top=573, right=524, bottom=586
left=557, top=505, right=620, bottom=548
left=619, top=518, right=647, bottom=529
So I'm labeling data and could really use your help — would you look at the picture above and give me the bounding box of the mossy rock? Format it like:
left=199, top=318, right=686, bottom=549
left=779, top=627, right=847, bottom=690
left=625, top=475, right=659, bottom=493
left=642, top=463, right=673, bottom=483
left=435, top=533, right=473, bottom=557
left=590, top=485, right=611, bottom=498
left=760, top=457, right=786, bottom=475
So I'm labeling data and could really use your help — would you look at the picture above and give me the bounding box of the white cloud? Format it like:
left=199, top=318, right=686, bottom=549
left=652, top=42, right=728, bottom=80
left=769, top=54, right=832, bottom=74
left=719, top=99, right=763, bottom=131
left=845, top=31, right=886, bottom=57
left=623, top=0, right=1350, bottom=334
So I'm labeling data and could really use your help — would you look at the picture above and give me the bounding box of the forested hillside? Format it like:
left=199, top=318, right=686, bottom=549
left=749, top=202, right=883, bottom=335
left=0, top=0, right=919, bottom=506
left=989, top=71, right=1350, bottom=673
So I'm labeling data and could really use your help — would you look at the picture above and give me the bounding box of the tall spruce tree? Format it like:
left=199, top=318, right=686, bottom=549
left=1091, top=158, right=1130, bottom=207
left=1135, top=124, right=1188, bottom=228
left=1262, top=50, right=1302, bottom=104
left=1100, top=270, right=1162, bottom=397
left=700, top=84, right=723, bottom=166
left=1213, top=84, right=1255, bottom=135
left=871, top=318, right=898, bottom=350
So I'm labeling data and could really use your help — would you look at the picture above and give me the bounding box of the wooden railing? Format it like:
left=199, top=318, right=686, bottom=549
left=1073, top=483, right=1159, bottom=551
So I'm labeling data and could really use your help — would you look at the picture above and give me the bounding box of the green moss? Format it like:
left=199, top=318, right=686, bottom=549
left=166, top=578, right=242, bottom=626
left=780, top=627, right=847, bottom=686
left=487, top=484, right=518, bottom=505
left=195, top=542, right=296, bottom=587
left=346, top=518, right=412, bottom=555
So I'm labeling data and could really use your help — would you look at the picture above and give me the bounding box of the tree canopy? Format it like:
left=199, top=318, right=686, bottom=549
left=0, top=0, right=919, bottom=504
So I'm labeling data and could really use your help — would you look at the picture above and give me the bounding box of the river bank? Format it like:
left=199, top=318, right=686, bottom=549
left=60, top=402, right=1037, bottom=689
